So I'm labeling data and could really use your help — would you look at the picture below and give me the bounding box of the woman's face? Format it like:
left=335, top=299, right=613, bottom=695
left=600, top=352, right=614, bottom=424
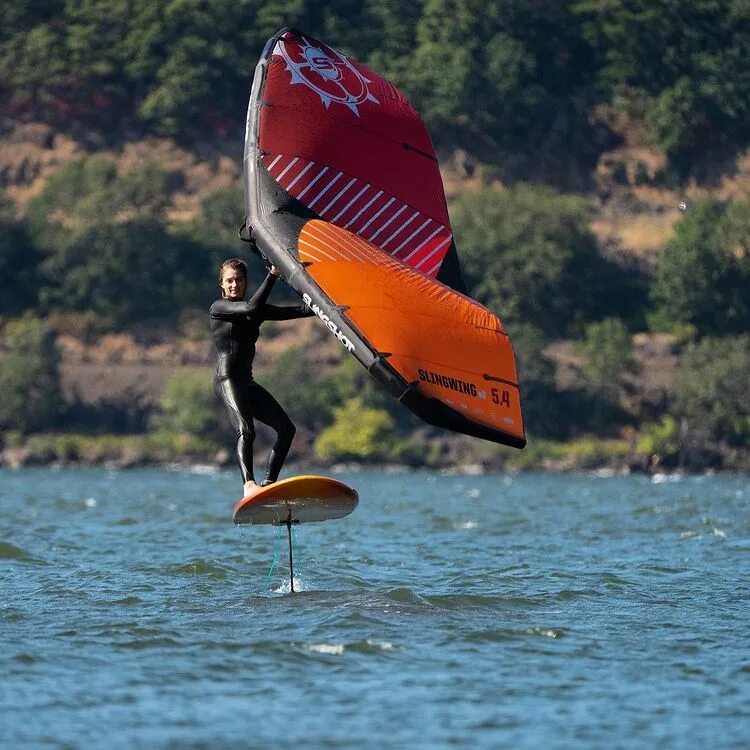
left=221, top=268, right=246, bottom=300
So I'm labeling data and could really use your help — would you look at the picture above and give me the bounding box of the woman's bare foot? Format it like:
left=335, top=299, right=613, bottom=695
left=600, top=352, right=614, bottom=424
left=243, top=480, right=259, bottom=496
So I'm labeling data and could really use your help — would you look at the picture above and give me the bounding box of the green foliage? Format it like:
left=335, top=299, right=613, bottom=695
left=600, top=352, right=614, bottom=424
left=403, top=0, right=596, bottom=163
left=153, top=369, right=222, bottom=441
left=27, top=157, right=174, bottom=248
left=636, top=417, right=680, bottom=467
left=580, top=0, right=750, bottom=168
left=576, top=317, right=638, bottom=400
left=116, top=162, right=177, bottom=217
left=135, top=1, right=264, bottom=136
left=192, top=186, right=245, bottom=243
left=182, top=185, right=261, bottom=285
left=2, top=0, right=749, bottom=173
left=22, top=157, right=217, bottom=325
left=314, top=396, right=407, bottom=462
left=717, top=195, right=750, bottom=267
left=0, top=213, right=41, bottom=315
left=671, top=336, right=750, bottom=450
left=260, top=349, right=409, bottom=436
left=143, top=429, right=219, bottom=457
left=259, top=346, right=342, bottom=431
left=511, top=323, right=565, bottom=439
left=451, top=185, right=635, bottom=337
left=651, top=199, right=750, bottom=336
left=26, top=158, right=118, bottom=247
left=0, top=316, right=64, bottom=433
left=505, top=435, right=632, bottom=471
left=4, top=430, right=215, bottom=463
left=512, top=321, right=632, bottom=439
left=39, top=219, right=213, bottom=326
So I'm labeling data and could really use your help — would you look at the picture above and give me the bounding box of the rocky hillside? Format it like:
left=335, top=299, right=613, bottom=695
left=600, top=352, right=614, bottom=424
left=2, top=116, right=748, bottom=472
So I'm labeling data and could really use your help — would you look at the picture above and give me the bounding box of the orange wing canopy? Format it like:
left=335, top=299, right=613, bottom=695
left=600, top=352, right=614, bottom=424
left=244, top=28, right=525, bottom=448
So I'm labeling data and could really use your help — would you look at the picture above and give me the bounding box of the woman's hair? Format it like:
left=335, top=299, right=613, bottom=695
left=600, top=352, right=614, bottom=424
left=219, top=258, right=247, bottom=285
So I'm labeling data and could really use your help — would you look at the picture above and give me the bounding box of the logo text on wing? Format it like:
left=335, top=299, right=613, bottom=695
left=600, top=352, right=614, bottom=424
left=302, top=292, right=355, bottom=352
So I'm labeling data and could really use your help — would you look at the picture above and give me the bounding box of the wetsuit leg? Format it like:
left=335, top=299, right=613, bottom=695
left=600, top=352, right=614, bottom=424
left=214, top=378, right=256, bottom=483
left=247, top=381, right=296, bottom=483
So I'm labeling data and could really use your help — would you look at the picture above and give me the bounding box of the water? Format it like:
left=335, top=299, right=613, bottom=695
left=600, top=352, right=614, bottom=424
left=1, top=468, right=749, bottom=749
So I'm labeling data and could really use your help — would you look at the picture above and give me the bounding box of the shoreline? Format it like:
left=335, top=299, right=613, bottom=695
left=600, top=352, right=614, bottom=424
left=2, top=432, right=747, bottom=475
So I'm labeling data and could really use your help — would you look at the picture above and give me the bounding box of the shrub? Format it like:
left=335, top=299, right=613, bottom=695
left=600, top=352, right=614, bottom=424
left=576, top=317, right=638, bottom=401
left=650, top=199, right=750, bottom=336
left=314, top=397, right=407, bottom=462
left=0, top=216, right=41, bottom=315
left=258, top=346, right=342, bottom=432
left=153, top=369, right=223, bottom=443
left=636, top=417, right=680, bottom=467
left=0, top=316, right=64, bottom=433
left=671, top=336, right=750, bottom=450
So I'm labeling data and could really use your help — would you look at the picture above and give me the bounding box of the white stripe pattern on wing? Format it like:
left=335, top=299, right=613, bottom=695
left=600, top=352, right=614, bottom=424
left=298, top=248, right=324, bottom=263
left=297, top=166, right=329, bottom=199
left=286, top=160, right=315, bottom=191
left=300, top=231, right=356, bottom=262
left=392, top=218, right=432, bottom=254
left=425, top=259, right=443, bottom=277
left=401, top=225, right=444, bottom=262
left=308, top=171, right=343, bottom=208
left=313, top=222, right=375, bottom=264
left=414, top=235, right=452, bottom=269
left=369, top=204, right=408, bottom=242
left=265, top=153, right=454, bottom=274
left=344, top=190, right=383, bottom=229
left=298, top=238, right=339, bottom=262
left=358, top=197, right=395, bottom=234
left=276, top=156, right=299, bottom=181
left=381, top=210, right=420, bottom=248
left=321, top=177, right=357, bottom=215
left=332, top=184, right=370, bottom=223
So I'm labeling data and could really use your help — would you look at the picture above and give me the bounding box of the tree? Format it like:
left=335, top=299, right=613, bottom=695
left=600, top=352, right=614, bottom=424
left=260, top=345, right=341, bottom=431
left=0, top=316, right=64, bottom=433
left=0, top=213, right=41, bottom=315
left=451, top=185, right=635, bottom=337
left=27, top=157, right=174, bottom=248
left=154, top=369, right=223, bottom=441
left=402, top=0, right=599, bottom=170
left=650, top=199, right=750, bottom=336
left=670, top=336, right=750, bottom=465
left=580, top=0, right=750, bottom=170
left=576, top=317, right=638, bottom=402
left=26, top=158, right=119, bottom=248
left=314, top=396, right=405, bottom=461
left=40, top=219, right=214, bottom=326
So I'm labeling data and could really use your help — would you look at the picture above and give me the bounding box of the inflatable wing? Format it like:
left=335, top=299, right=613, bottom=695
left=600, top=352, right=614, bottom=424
left=244, top=28, right=525, bottom=448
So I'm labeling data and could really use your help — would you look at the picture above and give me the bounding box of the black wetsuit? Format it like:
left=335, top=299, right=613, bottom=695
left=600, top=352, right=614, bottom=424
left=210, top=272, right=312, bottom=484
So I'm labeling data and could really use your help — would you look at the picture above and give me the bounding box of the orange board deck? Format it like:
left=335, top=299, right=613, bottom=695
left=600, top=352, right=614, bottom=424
left=232, top=475, right=359, bottom=526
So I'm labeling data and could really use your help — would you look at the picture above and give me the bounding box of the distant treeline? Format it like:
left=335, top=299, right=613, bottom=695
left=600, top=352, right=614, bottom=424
left=1, top=156, right=749, bottom=470
left=2, top=1, right=750, bottom=175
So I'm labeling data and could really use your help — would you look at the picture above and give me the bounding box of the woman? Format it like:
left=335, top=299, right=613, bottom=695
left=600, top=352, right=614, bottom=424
left=210, top=256, right=312, bottom=496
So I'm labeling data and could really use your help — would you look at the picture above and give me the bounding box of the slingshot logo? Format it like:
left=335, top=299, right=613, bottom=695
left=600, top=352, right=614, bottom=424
left=276, top=35, right=379, bottom=116
left=303, top=293, right=355, bottom=352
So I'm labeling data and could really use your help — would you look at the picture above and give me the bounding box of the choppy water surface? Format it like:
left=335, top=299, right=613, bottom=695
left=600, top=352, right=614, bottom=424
left=1, top=468, right=749, bottom=748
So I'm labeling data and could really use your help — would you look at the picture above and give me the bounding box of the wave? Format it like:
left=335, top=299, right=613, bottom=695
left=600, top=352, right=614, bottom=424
left=0, top=542, right=38, bottom=562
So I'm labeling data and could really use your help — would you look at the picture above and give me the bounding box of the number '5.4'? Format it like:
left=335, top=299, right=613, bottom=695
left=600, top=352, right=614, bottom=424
left=491, top=388, right=511, bottom=407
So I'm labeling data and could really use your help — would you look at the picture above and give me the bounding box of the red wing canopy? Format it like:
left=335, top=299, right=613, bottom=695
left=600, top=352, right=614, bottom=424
left=244, top=28, right=525, bottom=448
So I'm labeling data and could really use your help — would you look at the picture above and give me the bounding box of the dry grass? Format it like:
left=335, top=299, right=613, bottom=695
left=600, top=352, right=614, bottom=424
left=591, top=211, right=679, bottom=256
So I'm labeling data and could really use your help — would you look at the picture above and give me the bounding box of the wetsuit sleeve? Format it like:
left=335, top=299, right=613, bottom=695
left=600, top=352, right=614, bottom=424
left=260, top=304, right=315, bottom=321
left=209, top=272, right=277, bottom=319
